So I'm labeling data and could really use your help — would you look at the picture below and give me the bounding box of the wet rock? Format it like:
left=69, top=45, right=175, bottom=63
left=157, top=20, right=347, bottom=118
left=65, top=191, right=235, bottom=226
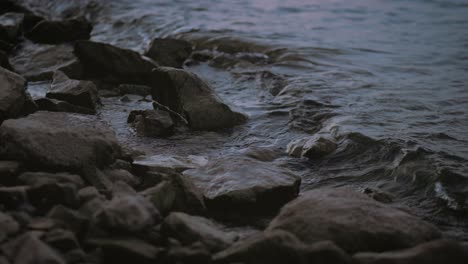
left=140, top=172, right=206, bottom=215
left=0, top=51, right=13, bottom=71
left=26, top=18, right=92, bottom=44
left=363, top=187, right=394, bottom=204
left=289, top=99, right=338, bottom=133
left=43, top=228, right=80, bottom=253
left=73, top=40, right=156, bottom=84
left=286, top=136, right=337, bottom=159
left=46, top=71, right=99, bottom=111
left=133, top=154, right=208, bottom=176
left=86, top=238, right=164, bottom=264
left=101, top=168, right=139, bottom=187
left=0, top=111, right=122, bottom=171
left=118, top=83, right=151, bottom=96
left=77, top=186, right=101, bottom=204
left=145, top=38, right=192, bottom=68
left=353, top=239, right=468, bottom=264
left=10, top=43, right=76, bottom=81
left=0, top=186, right=28, bottom=210
left=0, top=67, right=29, bottom=123
left=163, top=212, right=236, bottom=253
left=93, top=182, right=161, bottom=233
left=0, top=160, right=21, bottom=185
left=0, top=13, right=23, bottom=43
left=238, top=145, right=283, bottom=162
left=47, top=205, right=89, bottom=235
left=184, top=155, right=301, bottom=214
left=149, top=67, right=247, bottom=130
left=18, top=171, right=85, bottom=189
left=0, top=212, right=19, bottom=243
left=34, top=97, right=94, bottom=115
left=0, top=40, right=13, bottom=53
left=256, top=71, right=288, bottom=96
left=1, top=232, right=65, bottom=264
left=26, top=182, right=79, bottom=213
left=167, top=241, right=212, bottom=264
left=266, top=187, right=441, bottom=253
left=127, top=109, right=174, bottom=137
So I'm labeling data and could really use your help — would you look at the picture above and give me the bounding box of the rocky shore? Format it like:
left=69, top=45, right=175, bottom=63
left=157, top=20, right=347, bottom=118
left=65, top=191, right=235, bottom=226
left=1, top=1, right=467, bottom=264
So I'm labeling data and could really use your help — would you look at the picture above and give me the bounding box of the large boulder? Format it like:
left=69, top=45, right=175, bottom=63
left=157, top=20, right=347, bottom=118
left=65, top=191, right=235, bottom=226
left=0, top=13, right=23, bottom=43
left=46, top=71, right=99, bottom=111
left=145, top=38, right=192, bottom=68
left=266, top=187, right=441, bottom=253
left=184, top=155, right=301, bottom=214
left=353, top=239, right=468, bottom=264
left=73, top=40, right=156, bottom=84
left=26, top=18, right=92, bottom=44
left=0, top=111, right=122, bottom=171
left=149, top=67, right=247, bottom=130
left=0, top=67, right=29, bottom=123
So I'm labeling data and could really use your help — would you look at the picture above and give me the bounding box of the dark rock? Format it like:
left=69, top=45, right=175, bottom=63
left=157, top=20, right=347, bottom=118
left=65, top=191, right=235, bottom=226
left=26, top=182, right=79, bottom=213
left=43, top=228, right=80, bottom=252
left=1, top=1, right=30, bottom=14
left=73, top=40, right=156, bottom=84
left=34, top=97, right=95, bottom=114
left=0, top=13, right=23, bottom=43
left=256, top=71, right=287, bottom=96
left=26, top=18, right=92, bottom=44
left=1, top=232, right=65, bottom=264
left=238, top=145, right=283, bottom=162
left=18, top=171, right=85, bottom=189
left=77, top=186, right=101, bottom=204
left=0, top=255, right=9, bottom=264
left=145, top=38, right=192, bottom=68
left=168, top=242, right=212, bottom=264
left=118, top=84, right=151, bottom=96
left=163, top=212, right=236, bottom=253
left=0, top=212, right=19, bottom=243
left=46, top=71, right=99, bottom=111
left=0, top=51, right=13, bottom=71
left=10, top=43, right=76, bottom=81
left=0, top=67, right=29, bottom=123
left=101, top=168, right=139, bottom=187
left=27, top=217, right=57, bottom=231
left=266, top=187, right=441, bottom=253
left=0, top=186, right=28, bottom=210
left=0, top=111, right=122, bottom=171
left=287, top=136, right=337, bottom=159
left=0, top=160, right=21, bottom=185
left=140, top=171, right=206, bottom=215
left=127, top=109, right=174, bottom=137
left=47, top=205, right=89, bottom=235
left=0, top=40, right=13, bottom=53
left=149, top=67, right=247, bottom=130
left=184, top=155, right=301, bottom=214
left=133, top=154, right=208, bottom=176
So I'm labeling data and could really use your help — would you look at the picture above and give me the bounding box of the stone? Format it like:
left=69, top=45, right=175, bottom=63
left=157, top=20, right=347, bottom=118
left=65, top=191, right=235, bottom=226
left=163, top=212, right=236, bottom=253
left=73, top=40, right=156, bottom=84
left=167, top=242, right=212, bottom=264
left=0, top=111, right=122, bottom=171
left=0, top=186, right=28, bottom=210
left=145, top=38, right=192, bottom=68
left=86, top=238, right=163, bottom=264
left=238, top=145, right=283, bottom=162
left=118, top=84, right=151, bottom=96
left=0, top=40, right=13, bottom=53
left=10, top=43, right=77, bottom=81
left=26, top=182, right=79, bottom=213
left=287, top=136, right=337, bottom=159
left=1, top=232, right=65, bottom=264
left=149, top=67, right=247, bottom=130
left=34, top=97, right=95, bottom=114
left=133, top=154, right=208, bottom=175
left=256, top=71, right=288, bottom=96
left=128, top=109, right=174, bottom=137
left=353, top=239, right=468, bottom=264
left=0, top=256, right=9, bottom=264
left=43, top=228, right=80, bottom=252
left=0, top=160, right=21, bottom=185
left=46, top=71, right=99, bottom=111
left=47, top=205, right=89, bottom=235
left=0, top=212, right=19, bottom=243
left=0, top=67, right=28, bottom=123
left=0, top=13, right=23, bottom=43
left=77, top=186, right=101, bottom=204
left=0, top=51, right=13, bottom=71
left=26, top=18, right=92, bottom=44
left=101, top=168, right=139, bottom=187
left=184, top=155, right=301, bottom=213
left=266, top=187, right=442, bottom=253
left=18, top=171, right=85, bottom=189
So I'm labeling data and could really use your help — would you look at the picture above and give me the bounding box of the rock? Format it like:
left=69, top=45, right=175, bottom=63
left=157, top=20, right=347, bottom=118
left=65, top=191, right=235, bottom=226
left=0, top=160, right=21, bottom=185
left=0, top=186, right=28, bottom=210
left=101, top=168, right=139, bottom=187
left=77, top=186, right=101, bottom=204
left=93, top=182, right=161, bottom=233
left=0, top=67, right=28, bottom=123
left=86, top=238, right=163, bottom=264
left=46, top=71, right=99, bottom=111
left=73, top=40, right=156, bottom=84
left=26, top=18, right=92, bottom=44
left=1, top=232, right=65, bottom=264
left=34, top=97, right=95, bottom=115
left=0, top=51, right=13, bottom=71
left=0, top=40, right=13, bottom=53
left=18, top=171, right=85, bottom=189
left=266, top=187, right=441, bottom=253
left=0, top=13, right=23, bottom=43
left=167, top=242, right=212, bottom=264
left=133, top=154, right=208, bottom=176
left=238, top=145, right=283, bottom=162
left=0, top=212, right=19, bottom=243
left=184, top=155, right=301, bottom=214
left=43, top=228, right=80, bottom=253
left=127, top=109, right=174, bottom=137
left=27, top=217, right=56, bottom=231
left=163, top=212, right=236, bottom=253
left=10, top=43, right=76, bottom=81
left=256, top=71, right=288, bottom=96
left=286, top=136, right=337, bottom=159
left=118, top=84, right=151, bottom=96
left=145, top=38, right=192, bottom=68
left=0, top=111, right=122, bottom=171
left=0, top=256, right=9, bottom=264
left=149, top=67, right=247, bottom=130
left=353, top=239, right=468, bottom=264
left=26, top=182, right=79, bottom=213
left=47, top=205, right=89, bottom=235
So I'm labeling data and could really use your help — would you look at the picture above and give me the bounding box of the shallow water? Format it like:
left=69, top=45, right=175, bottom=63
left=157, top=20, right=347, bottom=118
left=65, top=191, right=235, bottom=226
left=23, top=0, right=468, bottom=239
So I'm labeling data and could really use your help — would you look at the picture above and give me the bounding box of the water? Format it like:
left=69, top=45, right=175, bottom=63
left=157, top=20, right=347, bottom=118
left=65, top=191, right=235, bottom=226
left=22, top=0, right=468, bottom=239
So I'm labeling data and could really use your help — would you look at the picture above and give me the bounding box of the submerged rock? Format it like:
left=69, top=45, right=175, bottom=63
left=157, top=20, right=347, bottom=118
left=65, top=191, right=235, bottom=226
left=26, top=18, right=92, bottom=44
left=266, top=187, right=441, bottom=253
left=34, top=97, right=95, bottom=115
left=184, top=155, right=301, bottom=214
left=287, top=136, right=337, bottom=159
left=145, top=38, right=192, bottom=68
left=127, top=109, right=174, bottom=137
left=0, top=111, right=121, bottom=171
left=0, top=13, right=23, bottom=43
left=149, top=67, right=247, bottom=130
left=0, top=67, right=30, bottom=123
